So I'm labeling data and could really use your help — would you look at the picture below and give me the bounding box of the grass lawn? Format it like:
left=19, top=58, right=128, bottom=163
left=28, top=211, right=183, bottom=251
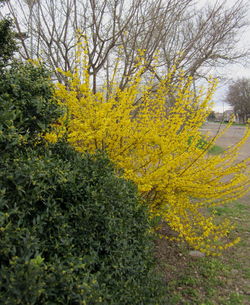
left=195, top=136, right=225, bottom=155
left=156, top=197, right=250, bottom=305
left=208, top=144, right=224, bottom=155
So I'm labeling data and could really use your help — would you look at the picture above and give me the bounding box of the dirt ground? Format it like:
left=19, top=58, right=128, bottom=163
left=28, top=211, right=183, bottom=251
left=202, top=122, right=250, bottom=161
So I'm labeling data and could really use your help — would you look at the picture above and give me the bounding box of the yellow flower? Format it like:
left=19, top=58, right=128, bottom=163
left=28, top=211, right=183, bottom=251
left=44, top=39, right=250, bottom=255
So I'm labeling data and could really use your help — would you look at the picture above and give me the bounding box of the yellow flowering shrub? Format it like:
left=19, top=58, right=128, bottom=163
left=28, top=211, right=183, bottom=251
left=45, top=48, right=250, bottom=255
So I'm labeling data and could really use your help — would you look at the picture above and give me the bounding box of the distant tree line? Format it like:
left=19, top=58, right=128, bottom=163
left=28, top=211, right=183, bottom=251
left=226, top=78, right=250, bottom=124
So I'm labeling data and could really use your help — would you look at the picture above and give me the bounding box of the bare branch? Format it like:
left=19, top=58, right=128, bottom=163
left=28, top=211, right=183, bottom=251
left=3, top=0, right=249, bottom=88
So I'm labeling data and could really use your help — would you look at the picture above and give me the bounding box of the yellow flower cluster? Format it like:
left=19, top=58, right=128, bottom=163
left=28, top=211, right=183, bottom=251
left=45, top=47, right=250, bottom=255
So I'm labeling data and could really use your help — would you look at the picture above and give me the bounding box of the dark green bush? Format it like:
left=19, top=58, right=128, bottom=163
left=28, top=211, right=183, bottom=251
left=0, top=50, right=164, bottom=304
left=0, top=145, right=164, bottom=304
left=0, top=61, right=62, bottom=146
left=0, top=19, right=17, bottom=68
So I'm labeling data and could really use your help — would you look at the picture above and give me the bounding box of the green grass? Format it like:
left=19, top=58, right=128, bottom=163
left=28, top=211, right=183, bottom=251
left=165, top=257, right=228, bottom=304
left=191, top=136, right=224, bottom=155
left=156, top=198, right=250, bottom=305
left=207, top=144, right=224, bottom=155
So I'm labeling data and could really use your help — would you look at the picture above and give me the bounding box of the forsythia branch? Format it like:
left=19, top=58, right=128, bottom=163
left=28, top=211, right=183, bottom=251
left=45, top=42, right=250, bottom=255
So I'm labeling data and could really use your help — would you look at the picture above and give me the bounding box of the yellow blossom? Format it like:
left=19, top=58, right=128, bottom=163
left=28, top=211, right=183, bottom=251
left=45, top=41, right=250, bottom=255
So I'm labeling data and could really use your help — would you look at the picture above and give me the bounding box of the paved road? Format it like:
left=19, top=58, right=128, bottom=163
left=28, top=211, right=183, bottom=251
left=202, top=122, right=250, bottom=201
left=202, top=122, right=250, bottom=161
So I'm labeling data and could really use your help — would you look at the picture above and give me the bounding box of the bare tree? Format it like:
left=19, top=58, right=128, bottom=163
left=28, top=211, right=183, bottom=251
left=2, top=0, right=249, bottom=89
left=226, top=78, right=250, bottom=124
left=157, top=1, right=249, bottom=79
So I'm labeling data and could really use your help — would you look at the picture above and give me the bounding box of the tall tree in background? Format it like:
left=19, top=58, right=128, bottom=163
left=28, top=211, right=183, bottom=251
left=226, top=78, right=250, bottom=124
left=0, top=19, right=17, bottom=69
left=1, top=0, right=249, bottom=90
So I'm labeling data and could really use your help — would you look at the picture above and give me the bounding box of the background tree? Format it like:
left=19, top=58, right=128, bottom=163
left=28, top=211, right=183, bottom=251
left=2, top=0, right=249, bottom=89
left=207, top=110, right=216, bottom=121
left=0, top=19, right=17, bottom=69
left=226, top=78, right=250, bottom=124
